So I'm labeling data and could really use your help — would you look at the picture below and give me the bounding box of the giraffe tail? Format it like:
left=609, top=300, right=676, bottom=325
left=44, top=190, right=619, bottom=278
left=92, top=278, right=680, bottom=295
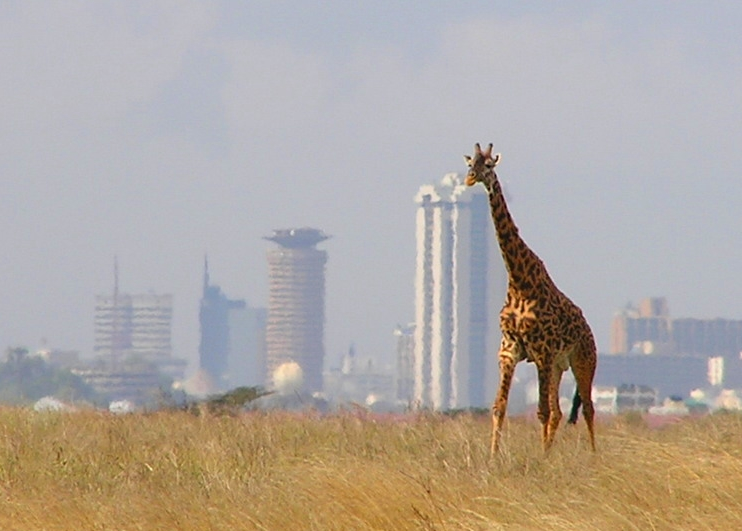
left=567, top=388, right=582, bottom=424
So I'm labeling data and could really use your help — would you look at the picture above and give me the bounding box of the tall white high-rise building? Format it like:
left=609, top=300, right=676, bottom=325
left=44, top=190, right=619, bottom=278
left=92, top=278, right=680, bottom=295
left=413, top=173, right=506, bottom=410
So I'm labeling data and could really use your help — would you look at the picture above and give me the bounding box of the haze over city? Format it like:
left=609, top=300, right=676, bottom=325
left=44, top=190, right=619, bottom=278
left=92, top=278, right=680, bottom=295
left=2, top=1, right=742, bottom=374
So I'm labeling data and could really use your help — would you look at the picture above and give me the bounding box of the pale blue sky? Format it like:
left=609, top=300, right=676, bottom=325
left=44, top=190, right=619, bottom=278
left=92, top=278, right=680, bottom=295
left=1, top=1, right=741, bottom=371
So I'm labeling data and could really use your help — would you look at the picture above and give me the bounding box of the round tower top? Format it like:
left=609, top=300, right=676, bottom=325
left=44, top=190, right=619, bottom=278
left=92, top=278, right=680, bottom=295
left=264, top=227, right=330, bottom=248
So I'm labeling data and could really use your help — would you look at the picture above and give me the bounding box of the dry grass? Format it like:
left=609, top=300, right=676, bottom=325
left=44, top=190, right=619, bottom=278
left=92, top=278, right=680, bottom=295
left=1, top=407, right=741, bottom=530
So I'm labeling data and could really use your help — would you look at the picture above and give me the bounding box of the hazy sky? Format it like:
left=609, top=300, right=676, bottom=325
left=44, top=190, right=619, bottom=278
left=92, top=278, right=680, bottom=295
left=2, top=1, right=742, bottom=373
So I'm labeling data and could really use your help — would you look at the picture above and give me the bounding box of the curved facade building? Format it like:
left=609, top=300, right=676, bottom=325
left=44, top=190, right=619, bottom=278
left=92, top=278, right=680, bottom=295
left=264, top=228, right=329, bottom=393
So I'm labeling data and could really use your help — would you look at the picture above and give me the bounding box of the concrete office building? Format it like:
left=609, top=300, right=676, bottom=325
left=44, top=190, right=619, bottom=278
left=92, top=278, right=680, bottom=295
left=413, top=173, right=506, bottom=410
left=94, top=292, right=174, bottom=367
left=89, top=261, right=187, bottom=401
left=93, top=259, right=187, bottom=386
left=264, top=228, right=329, bottom=394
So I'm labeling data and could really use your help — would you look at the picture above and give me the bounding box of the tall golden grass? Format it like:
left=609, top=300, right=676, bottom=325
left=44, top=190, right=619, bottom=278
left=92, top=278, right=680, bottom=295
left=1, top=407, right=741, bottom=530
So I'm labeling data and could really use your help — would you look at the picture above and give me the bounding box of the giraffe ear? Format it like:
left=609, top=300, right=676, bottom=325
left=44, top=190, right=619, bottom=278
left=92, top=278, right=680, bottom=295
left=463, top=155, right=473, bottom=167
left=486, top=153, right=501, bottom=168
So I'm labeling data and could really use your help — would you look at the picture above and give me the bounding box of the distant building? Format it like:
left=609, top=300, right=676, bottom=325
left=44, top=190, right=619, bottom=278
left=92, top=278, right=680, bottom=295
left=595, top=353, right=709, bottom=402
left=198, top=258, right=266, bottom=392
left=610, top=297, right=672, bottom=354
left=94, top=293, right=180, bottom=369
left=324, top=344, right=396, bottom=408
left=393, top=323, right=415, bottom=404
left=93, top=261, right=186, bottom=386
left=412, top=173, right=506, bottom=410
left=264, top=228, right=329, bottom=394
left=611, top=297, right=742, bottom=360
left=592, top=385, right=659, bottom=415
left=36, top=348, right=80, bottom=369
left=672, top=317, right=742, bottom=359
left=72, top=360, right=164, bottom=405
left=227, top=303, right=267, bottom=389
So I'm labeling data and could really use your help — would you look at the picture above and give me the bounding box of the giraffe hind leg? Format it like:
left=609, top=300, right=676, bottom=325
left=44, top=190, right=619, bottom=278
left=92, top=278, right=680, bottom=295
left=535, top=363, right=553, bottom=451
left=571, top=344, right=597, bottom=451
left=544, top=367, right=564, bottom=451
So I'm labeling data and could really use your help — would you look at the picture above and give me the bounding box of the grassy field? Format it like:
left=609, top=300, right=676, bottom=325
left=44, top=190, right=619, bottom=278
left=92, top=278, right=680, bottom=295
left=1, top=407, right=741, bottom=530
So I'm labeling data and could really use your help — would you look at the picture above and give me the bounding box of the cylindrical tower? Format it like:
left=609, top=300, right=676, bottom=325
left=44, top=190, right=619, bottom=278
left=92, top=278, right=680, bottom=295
left=264, top=227, right=329, bottom=394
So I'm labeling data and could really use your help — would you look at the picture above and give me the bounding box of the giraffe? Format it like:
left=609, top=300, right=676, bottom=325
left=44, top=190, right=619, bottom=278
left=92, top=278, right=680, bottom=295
left=463, top=143, right=597, bottom=456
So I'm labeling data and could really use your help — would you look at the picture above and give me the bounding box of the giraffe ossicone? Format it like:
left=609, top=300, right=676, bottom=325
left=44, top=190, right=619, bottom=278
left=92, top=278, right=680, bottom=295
left=464, top=142, right=597, bottom=456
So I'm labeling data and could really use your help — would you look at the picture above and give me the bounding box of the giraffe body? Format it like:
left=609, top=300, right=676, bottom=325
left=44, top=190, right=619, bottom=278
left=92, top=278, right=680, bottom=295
left=464, top=143, right=597, bottom=456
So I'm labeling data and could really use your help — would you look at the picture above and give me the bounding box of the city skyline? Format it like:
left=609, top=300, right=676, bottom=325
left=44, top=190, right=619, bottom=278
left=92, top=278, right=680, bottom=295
left=3, top=3, right=742, bottom=374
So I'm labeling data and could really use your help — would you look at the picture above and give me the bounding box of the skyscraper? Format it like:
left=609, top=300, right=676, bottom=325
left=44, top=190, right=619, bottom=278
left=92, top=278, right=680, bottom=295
left=413, top=173, right=506, bottom=410
left=86, top=261, right=187, bottom=402
left=198, top=258, right=266, bottom=392
left=93, top=259, right=188, bottom=387
left=94, top=293, right=173, bottom=365
left=264, top=227, right=329, bottom=393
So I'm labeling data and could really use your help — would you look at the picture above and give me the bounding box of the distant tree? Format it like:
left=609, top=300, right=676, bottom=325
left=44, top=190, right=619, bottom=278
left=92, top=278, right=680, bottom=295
left=170, top=386, right=273, bottom=416
left=203, top=386, right=273, bottom=413
left=0, top=347, right=99, bottom=405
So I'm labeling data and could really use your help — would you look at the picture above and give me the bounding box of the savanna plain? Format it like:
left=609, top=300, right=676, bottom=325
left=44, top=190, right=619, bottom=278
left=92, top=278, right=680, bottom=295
left=1, top=407, right=741, bottom=531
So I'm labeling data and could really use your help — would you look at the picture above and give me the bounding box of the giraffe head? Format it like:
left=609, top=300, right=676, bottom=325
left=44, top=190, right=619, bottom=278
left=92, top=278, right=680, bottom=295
left=463, top=143, right=501, bottom=187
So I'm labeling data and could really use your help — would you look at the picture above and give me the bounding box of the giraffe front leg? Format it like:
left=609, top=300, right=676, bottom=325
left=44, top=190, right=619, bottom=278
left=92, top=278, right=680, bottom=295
left=490, top=345, right=518, bottom=458
left=545, top=367, right=564, bottom=450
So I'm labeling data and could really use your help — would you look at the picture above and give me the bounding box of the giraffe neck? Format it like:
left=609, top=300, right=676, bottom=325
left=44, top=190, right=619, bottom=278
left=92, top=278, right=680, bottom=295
left=485, top=175, right=543, bottom=291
